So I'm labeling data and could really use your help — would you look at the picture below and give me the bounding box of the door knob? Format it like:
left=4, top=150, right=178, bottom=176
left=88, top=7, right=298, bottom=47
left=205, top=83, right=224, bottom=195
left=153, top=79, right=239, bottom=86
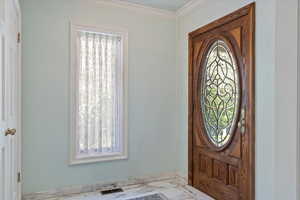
left=5, top=128, right=16, bottom=136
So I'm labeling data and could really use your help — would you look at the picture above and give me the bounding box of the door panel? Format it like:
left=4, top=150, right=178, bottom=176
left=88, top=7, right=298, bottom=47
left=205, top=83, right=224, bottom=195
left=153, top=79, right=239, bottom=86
left=0, top=0, right=21, bottom=200
left=188, top=4, right=255, bottom=200
left=0, top=147, right=5, bottom=200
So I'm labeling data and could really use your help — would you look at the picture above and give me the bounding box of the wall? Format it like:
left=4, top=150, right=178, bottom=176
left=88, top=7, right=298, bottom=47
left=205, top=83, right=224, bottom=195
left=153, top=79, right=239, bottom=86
left=22, top=0, right=299, bottom=198
left=21, top=0, right=177, bottom=194
left=274, top=0, right=298, bottom=199
left=177, top=0, right=299, bottom=200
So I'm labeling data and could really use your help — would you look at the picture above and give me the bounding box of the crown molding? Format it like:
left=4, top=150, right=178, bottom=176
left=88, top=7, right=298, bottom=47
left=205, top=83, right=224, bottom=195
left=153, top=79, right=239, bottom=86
left=176, top=0, right=205, bottom=17
left=95, top=0, right=205, bottom=18
left=95, top=0, right=176, bottom=18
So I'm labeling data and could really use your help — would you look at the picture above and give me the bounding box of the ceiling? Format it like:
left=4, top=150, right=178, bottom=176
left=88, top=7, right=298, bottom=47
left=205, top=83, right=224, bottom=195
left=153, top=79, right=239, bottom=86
left=121, top=0, right=192, bottom=11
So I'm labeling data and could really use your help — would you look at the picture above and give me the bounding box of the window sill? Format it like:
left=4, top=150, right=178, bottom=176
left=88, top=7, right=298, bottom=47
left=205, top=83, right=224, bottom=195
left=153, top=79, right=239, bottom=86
left=69, top=153, right=128, bottom=165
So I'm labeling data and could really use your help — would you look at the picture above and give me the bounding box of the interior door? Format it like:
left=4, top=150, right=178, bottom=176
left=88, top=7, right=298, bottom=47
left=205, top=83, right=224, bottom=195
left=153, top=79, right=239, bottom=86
left=0, top=0, right=21, bottom=200
left=188, top=4, right=255, bottom=200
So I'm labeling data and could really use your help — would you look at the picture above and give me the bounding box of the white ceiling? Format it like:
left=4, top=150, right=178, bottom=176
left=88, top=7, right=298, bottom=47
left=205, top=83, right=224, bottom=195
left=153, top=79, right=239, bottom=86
left=121, top=0, right=192, bottom=11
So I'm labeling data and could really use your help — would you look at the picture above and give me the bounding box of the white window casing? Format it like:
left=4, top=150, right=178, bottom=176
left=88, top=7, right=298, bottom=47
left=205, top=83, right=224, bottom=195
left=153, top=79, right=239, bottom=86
left=70, top=23, right=128, bottom=165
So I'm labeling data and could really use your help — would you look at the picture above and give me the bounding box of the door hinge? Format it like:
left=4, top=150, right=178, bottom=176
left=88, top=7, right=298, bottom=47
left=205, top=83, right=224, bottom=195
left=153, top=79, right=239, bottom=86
left=17, top=33, right=21, bottom=44
left=17, top=172, right=21, bottom=183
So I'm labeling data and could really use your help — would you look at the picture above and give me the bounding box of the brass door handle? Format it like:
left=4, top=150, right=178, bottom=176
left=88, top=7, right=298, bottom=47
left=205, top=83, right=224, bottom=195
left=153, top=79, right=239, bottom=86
left=5, top=128, right=16, bottom=136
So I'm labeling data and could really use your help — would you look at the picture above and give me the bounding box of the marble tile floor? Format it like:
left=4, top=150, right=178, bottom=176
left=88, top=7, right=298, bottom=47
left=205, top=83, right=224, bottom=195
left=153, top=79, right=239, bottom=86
left=44, top=178, right=214, bottom=200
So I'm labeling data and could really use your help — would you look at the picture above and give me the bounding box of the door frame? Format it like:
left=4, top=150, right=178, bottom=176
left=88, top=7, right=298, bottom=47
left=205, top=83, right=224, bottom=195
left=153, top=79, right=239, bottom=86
left=13, top=0, right=22, bottom=199
left=297, top=1, right=300, bottom=199
left=188, top=3, right=255, bottom=199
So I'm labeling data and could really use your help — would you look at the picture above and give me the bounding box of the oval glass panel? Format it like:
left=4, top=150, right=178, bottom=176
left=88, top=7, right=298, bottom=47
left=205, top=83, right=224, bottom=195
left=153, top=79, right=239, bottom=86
left=201, top=40, right=240, bottom=148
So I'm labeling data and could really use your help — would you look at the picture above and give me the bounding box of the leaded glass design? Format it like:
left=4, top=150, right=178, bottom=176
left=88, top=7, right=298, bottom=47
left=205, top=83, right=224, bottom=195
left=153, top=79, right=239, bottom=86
left=201, top=40, right=240, bottom=148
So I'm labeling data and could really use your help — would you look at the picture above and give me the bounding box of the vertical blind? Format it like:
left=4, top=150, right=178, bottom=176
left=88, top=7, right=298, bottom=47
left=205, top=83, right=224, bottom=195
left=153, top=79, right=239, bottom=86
left=76, top=31, right=123, bottom=157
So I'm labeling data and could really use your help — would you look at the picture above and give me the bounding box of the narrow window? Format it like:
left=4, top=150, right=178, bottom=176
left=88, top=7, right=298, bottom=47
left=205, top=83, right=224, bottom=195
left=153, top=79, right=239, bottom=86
left=70, top=25, right=128, bottom=165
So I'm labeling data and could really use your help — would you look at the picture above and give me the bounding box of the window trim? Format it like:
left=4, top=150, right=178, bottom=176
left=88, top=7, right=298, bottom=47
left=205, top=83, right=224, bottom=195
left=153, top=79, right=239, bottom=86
left=69, top=23, right=128, bottom=165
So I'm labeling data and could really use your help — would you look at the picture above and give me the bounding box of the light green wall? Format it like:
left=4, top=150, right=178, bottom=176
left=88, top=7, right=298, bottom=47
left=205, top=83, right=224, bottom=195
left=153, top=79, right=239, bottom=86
left=274, top=0, right=298, bottom=199
left=21, top=0, right=177, bottom=194
left=22, top=0, right=299, bottom=198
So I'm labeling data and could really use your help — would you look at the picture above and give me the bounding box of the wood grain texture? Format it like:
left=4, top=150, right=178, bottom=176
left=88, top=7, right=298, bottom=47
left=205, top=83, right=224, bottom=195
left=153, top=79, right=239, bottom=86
left=188, top=3, right=255, bottom=200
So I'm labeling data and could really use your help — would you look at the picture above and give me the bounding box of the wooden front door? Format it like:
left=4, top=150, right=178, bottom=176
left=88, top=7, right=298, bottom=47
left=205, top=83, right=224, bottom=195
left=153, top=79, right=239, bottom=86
left=188, top=4, right=255, bottom=200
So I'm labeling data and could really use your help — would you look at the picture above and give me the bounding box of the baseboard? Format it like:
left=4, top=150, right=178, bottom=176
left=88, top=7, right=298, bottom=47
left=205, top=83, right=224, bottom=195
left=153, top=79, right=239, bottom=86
left=22, top=172, right=186, bottom=200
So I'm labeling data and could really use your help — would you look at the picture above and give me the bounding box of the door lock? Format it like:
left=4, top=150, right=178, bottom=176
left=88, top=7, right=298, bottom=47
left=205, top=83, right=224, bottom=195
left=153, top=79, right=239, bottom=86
left=238, top=108, right=246, bottom=134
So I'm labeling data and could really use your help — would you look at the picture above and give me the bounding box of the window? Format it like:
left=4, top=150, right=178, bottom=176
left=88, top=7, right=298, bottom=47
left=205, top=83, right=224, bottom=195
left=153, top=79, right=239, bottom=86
left=70, top=24, right=128, bottom=165
left=201, top=40, right=240, bottom=148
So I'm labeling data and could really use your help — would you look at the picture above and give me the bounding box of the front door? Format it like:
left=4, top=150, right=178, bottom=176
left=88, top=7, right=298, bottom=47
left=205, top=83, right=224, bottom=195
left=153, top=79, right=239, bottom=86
left=188, top=3, right=255, bottom=200
left=0, top=0, right=21, bottom=200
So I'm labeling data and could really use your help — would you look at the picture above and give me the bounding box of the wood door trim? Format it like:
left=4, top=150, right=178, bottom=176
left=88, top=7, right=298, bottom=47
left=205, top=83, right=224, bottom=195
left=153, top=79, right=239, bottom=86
left=188, top=3, right=255, bottom=200
left=189, top=4, right=254, bottom=39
